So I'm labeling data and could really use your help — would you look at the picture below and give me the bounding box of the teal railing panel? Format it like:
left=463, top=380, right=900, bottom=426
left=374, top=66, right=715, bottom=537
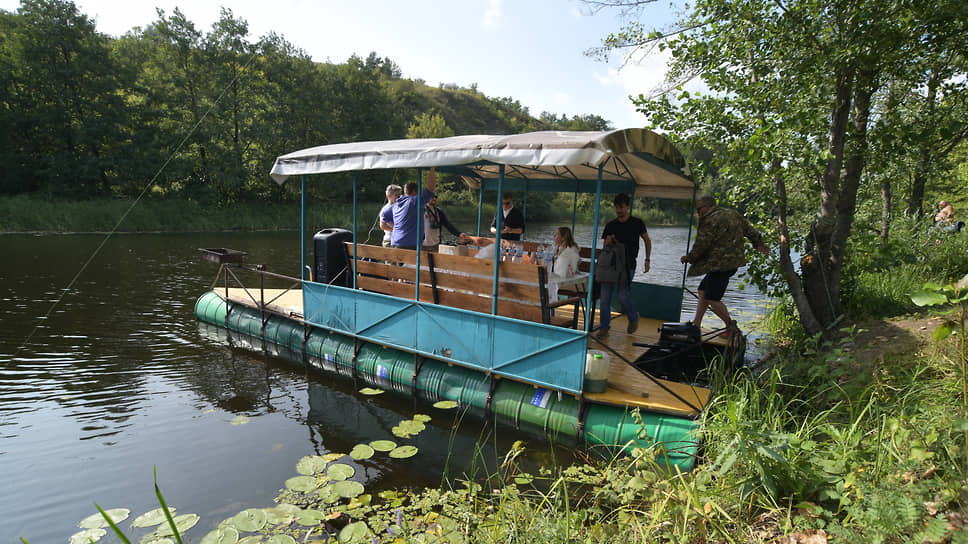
left=302, top=281, right=589, bottom=393
left=631, top=282, right=684, bottom=323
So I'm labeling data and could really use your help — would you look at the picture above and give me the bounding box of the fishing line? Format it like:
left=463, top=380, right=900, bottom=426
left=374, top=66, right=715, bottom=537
left=13, top=53, right=258, bottom=359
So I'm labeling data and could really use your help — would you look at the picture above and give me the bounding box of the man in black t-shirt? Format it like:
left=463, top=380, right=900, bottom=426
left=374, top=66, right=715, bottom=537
left=490, top=192, right=525, bottom=241
left=597, top=193, right=651, bottom=338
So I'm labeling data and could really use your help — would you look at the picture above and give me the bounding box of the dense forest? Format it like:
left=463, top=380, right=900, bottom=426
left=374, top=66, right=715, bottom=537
left=0, top=0, right=613, bottom=207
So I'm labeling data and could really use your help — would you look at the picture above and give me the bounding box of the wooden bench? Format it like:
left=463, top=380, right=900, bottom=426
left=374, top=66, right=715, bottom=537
left=343, top=243, right=582, bottom=328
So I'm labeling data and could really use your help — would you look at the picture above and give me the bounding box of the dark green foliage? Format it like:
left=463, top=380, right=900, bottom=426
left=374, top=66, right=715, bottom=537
left=0, top=0, right=615, bottom=211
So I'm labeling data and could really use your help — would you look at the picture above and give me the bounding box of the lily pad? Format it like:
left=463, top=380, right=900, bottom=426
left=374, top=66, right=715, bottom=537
left=358, top=387, right=384, bottom=395
left=327, top=463, right=355, bottom=481
left=132, top=507, right=176, bottom=528
left=230, top=415, right=249, bottom=425
left=79, top=508, right=130, bottom=529
left=155, top=513, right=200, bottom=536
left=230, top=508, right=267, bottom=532
left=266, top=536, right=296, bottom=544
left=389, top=445, right=419, bottom=459
left=285, top=475, right=319, bottom=492
left=350, top=444, right=374, bottom=460
left=369, top=439, right=396, bottom=452
left=391, top=419, right=426, bottom=438
left=333, top=480, right=365, bottom=498
left=296, top=455, right=330, bottom=475
left=322, top=452, right=345, bottom=463
left=263, top=503, right=301, bottom=525
left=237, top=537, right=263, bottom=544
left=140, top=537, right=175, bottom=544
left=338, top=521, right=371, bottom=544
left=433, top=400, right=458, bottom=409
left=315, top=484, right=340, bottom=504
left=412, top=413, right=431, bottom=423
left=295, top=509, right=325, bottom=527
left=200, top=526, right=239, bottom=544
left=70, top=528, right=106, bottom=544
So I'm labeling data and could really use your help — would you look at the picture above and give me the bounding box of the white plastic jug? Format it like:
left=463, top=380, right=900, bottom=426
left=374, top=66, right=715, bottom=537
left=584, top=350, right=609, bottom=393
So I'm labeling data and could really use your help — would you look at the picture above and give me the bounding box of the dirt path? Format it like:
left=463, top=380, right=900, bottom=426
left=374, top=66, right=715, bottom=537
left=849, top=313, right=956, bottom=364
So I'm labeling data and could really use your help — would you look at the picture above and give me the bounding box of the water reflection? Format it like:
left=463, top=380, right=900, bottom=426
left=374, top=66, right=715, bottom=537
left=0, top=230, right=768, bottom=543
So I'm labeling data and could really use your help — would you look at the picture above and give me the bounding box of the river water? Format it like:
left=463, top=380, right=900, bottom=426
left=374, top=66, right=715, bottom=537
left=0, top=228, right=770, bottom=543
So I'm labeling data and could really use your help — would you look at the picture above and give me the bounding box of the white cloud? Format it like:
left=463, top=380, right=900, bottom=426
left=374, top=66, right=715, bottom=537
left=482, top=0, right=503, bottom=29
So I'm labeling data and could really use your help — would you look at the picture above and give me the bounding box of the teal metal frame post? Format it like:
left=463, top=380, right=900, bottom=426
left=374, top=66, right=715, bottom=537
left=491, top=164, right=505, bottom=315
left=476, top=185, right=483, bottom=236
left=584, top=164, right=605, bottom=333
left=352, top=173, right=359, bottom=289
left=301, top=175, right=307, bottom=281
left=415, top=168, right=424, bottom=301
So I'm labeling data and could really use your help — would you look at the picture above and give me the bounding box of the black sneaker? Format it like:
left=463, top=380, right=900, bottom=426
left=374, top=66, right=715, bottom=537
left=685, top=321, right=701, bottom=342
left=596, top=328, right=609, bottom=340
left=627, top=317, right=639, bottom=334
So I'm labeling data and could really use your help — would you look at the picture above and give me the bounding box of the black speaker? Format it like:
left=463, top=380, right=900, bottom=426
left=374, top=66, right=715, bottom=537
left=313, top=228, right=352, bottom=286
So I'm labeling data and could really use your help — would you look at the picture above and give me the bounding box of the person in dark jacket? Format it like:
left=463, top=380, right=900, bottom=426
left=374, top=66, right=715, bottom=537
left=681, top=195, right=768, bottom=336
left=490, top=192, right=525, bottom=241
left=596, top=193, right=651, bottom=339
left=422, top=195, right=465, bottom=252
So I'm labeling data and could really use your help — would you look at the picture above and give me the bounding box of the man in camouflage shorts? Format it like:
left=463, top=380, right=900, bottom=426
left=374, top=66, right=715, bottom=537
left=681, top=195, right=769, bottom=336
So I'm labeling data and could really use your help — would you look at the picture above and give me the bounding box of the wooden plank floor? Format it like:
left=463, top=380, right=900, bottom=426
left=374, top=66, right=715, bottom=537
left=211, top=288, right=714, bottom=417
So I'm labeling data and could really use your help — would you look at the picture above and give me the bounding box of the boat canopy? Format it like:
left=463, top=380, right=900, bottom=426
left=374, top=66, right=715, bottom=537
left=270, top=128, right=695, bottom=200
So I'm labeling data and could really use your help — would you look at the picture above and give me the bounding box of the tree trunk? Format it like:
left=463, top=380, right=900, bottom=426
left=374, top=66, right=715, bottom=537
left=880, top=178, right=891, bottom=241
left=774, top=161, right=823, bottom=334
left=907, top=71, right=938, bottom=216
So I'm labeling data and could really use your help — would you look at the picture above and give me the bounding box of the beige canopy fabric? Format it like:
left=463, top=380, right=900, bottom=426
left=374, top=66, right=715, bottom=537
left=270, top=128, right=695, bottom=199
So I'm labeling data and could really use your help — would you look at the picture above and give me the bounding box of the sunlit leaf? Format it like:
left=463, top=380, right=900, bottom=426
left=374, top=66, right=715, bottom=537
left=79, top=508, right=130, bottom=529
left=359, top=387, right=385, bottom=395
left=230, top=508, right=267, bottom=532
left=910, top=290, right=948, bottom=306
left=389, top=445, right=419, bottom=459
left=296, top=455, right=330, bottom=475
left=350, top=444, right=375, bottom=460
left=231, top=415, right=250, bottom=426
left=70, top=528, right=106, bottom=544
left=265, top=536, right=296, bottom=544
left=957, top=274, right=968, bottom=289
left=933, top=321, right=954, bottom=341
left=339, top=521, right=371, bottom=544
left=327, top=463, right=355, bottom=481
left=322, top=452, right=345, bottom=463
left=200, top=525, right=239, bottom=544
left=237, top=536, right=263, bottom=544
left=432, top=400, right=458, bottom=409
left=285, top=475, right=319, bottom=492
left=392, top=419, right=426, bottom=438
left=412, top=414, right=431, bottom=423
left=334, top=480, right=365, bottom=498
left=369, top=440, right=397, bottom=452
left=132, top=507, right=176, bottom=528
left=346, top=494, right=372, bottom=511
left=514, top=473, right=535, bottom=485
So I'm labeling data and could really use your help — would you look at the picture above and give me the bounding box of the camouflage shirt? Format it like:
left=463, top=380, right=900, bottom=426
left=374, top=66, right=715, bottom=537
left=684, top=206, right=764, bottom=277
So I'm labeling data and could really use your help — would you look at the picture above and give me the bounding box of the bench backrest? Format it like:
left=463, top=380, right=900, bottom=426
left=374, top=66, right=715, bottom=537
left=344, top=243, right=553, bottom=323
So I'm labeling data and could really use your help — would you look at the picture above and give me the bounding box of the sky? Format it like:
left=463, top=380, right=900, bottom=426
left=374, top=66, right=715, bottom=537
left=1, top=0, right=685, bottom=130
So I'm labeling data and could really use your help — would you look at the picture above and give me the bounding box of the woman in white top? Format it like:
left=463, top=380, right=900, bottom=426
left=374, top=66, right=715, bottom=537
left=549, top=226, right=581, bottom=300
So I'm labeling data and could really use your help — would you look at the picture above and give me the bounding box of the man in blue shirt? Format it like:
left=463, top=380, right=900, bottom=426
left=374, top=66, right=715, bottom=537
left=381, top=168, right=436, bottom=249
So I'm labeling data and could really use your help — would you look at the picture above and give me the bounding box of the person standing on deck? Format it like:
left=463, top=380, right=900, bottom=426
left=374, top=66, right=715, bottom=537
left=596, top=193, right=651, bottom=339
left=422, top=195, right=466, bottom=252
left=379, top=184, right=402, bottom=247
left=490, top=192, right=525, bottom=241
left=680, top=195, right=769, bottom=336
left=382, top=168, right=436, bottom=250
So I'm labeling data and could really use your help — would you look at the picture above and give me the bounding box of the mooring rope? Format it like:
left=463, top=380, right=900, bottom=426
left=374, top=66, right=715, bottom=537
left=13, top=53, right=259, bottom=359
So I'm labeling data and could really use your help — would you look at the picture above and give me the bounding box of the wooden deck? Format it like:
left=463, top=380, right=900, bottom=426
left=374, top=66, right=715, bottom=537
left=212, top=287, right=713, bottom=417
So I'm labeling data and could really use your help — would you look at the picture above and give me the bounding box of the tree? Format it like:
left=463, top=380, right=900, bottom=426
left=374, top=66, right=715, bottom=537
left=592, top=0, right=968, bottom=335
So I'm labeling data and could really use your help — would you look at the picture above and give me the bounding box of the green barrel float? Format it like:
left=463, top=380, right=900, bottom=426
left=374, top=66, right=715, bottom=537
left=194, top=290, right=232, bottom=324
left=583, top=404, right=700, bottom=471
left=354, top=346, right=415, bottom=394
left=490, top=380, right=580, bottom=439
left=415, top=359, right=491, bottom=411
left=263, top=316, right=305, bottom=354
left=305, top=328, right=354, bottom=374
